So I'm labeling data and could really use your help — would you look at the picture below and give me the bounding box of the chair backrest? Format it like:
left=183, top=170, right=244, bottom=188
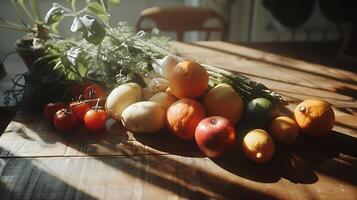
left=136, top=6, right=226, bottom=41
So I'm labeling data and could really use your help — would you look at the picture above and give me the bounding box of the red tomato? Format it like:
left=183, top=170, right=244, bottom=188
left=83, top=84, right=105, bottom=100
left=70, top=102, right=91, bottom=122
left=43, top=102, right=68, bottom=120
left=84, top=108, right=107, bottom=131
left=53, top=109, right=77, bottom=131
left=71, top=82, right=93, bottom=99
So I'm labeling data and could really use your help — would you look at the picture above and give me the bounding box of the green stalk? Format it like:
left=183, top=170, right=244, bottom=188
left=0, top=17, right=26, bottom=29
left=202, top=64, right=287, bottom=104
left=18, top=1, right=36, bottom=23
left=30, top=0, right=41, bottom=22
left=71, top=0, right=77, bottom=13
left=10, top=0, right=28, bottom=27
left=100, top=0, right=107, bottom=13
left=0, top=24, right=34, bottom=32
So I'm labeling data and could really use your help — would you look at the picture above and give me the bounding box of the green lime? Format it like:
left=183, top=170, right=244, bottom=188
left=245, top=98, right=276, bottom=125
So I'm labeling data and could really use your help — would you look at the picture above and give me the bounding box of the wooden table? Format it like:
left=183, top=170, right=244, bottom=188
left=0, top=41, right=356, bottom=199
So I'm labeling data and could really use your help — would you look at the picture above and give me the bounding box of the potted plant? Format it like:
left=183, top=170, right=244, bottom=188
left=0, top=0, right=51, bottom=69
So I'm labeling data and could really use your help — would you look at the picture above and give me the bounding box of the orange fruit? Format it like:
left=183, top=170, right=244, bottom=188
left=242, top=129, right=275, bottom=163
left=166, top=98, right=206, bottom=140
left=294, top=99, right=335, bottom=137
left=168, top=61, right=209, bottom=98
left=270, top=116, right=299, bottom=144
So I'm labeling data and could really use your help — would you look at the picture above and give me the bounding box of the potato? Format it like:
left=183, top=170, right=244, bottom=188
left=149, top=92, right=178, bottom=110
left=105, top=83, right=142, bottom=120
left=121, top=101, right=165, bottom=133
left=142, top=87, right=155, bottom=100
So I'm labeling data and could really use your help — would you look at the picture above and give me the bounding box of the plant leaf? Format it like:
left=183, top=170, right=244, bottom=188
left=44, top=6, right=64, bottom=25
left=70, top=17, right=82, bottom=32
left=53, top=61, right=62, bottom=70
left=79, top=15, right=106, bottom=44
left=66, top=47, right=82, bottom=66
left=109, top=0, right=120, bottom=5
left=87, top=2, right=109, bottom=21
left=17, top=0, right=25, bottom=7
left=51, top=21, right=60, bottom=33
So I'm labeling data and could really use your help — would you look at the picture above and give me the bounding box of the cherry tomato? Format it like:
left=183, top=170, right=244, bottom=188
left=83, top=84, right=105, bottom=100
left=43, top=102, right=67, bottom=120
left=70, top=101, right=91, bottom=122
left=53, top=109, right=77, bottom=131
left=71, top=82, right=93, bottom=99
left=84, top=108, right=107, bottom=131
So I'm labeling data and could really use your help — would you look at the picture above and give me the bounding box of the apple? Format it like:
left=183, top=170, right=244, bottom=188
left=195, top=116, right=236, bottom=158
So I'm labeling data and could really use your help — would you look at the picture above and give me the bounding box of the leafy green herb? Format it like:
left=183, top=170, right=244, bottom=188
left=44, top=5, right=64, bottom=25
left=87, top=2, right=109, bottom=21
left=79, top=15, right=106, bottom=44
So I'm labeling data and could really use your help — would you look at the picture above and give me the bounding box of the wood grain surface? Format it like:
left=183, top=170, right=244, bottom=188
left=0, top=41, right=356, bottom=200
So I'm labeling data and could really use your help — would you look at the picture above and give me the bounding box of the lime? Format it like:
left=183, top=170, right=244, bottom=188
left=245, top=98, right=276, bottom=125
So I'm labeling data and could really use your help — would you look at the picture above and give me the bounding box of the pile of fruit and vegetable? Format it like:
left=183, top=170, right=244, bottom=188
left=2, top=0, right=335, bottom=163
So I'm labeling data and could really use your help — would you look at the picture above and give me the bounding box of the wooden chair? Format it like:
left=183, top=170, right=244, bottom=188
left=136, top=6, right=226, bottom=41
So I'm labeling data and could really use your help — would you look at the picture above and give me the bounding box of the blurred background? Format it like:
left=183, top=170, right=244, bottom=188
left=0, top=0, right=356, bottom=68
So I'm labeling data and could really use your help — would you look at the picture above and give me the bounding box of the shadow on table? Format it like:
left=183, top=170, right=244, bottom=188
left=208, top=121, right=318, bottom=184
left=209, top=130, right=357, bottom=185
left=2, top=123, right=278, bottom=199
left=292, top=131, right=357, bottom=185
left=0, top=147, right=97, bottom=200
left=5, top=110, right=357, bottom=199
left=133, top=128, right=204, bottom=158
left=0, top=107, right=17, bottom=136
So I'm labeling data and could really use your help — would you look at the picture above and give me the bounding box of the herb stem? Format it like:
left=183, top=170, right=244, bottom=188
left=0, top=17, right=25, bottom=29
left=19, top=2, right=36, bottom=23
left=30, top=0, right=41, bottom=22
left=0, top=24, right=34, bottom=33
left=77, top=7, right=87, bottom=15
left=71, top=0, right=77, bottom=13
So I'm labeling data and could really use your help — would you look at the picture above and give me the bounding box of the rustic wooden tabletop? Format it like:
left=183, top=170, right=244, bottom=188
left=0, top=41, right=356, bottom=199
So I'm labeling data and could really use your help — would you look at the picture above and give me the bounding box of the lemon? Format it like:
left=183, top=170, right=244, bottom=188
left=242, top=129, right=275, bottom=163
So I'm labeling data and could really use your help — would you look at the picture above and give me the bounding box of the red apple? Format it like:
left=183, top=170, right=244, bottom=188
left=195, top=116, right=236, bottom=158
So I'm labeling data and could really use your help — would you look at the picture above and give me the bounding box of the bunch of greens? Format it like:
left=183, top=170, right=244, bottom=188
left=3, top=0, right=286, bottom=108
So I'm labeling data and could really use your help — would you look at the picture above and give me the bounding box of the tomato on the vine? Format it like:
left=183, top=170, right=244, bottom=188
left=83, top=84, right=105, bottom=100
left=84, top=108, right=107, bottom=131
left=70, top=101, right=91, bottom=122
left=43, top=102, right=68, bottom=120
left=53, top=109, right=77, bottom=131
left=71, top=82, right=93, bottom=99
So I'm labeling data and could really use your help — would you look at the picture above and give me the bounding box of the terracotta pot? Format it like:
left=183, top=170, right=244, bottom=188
left=15, top=37, right=44, bottom=70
